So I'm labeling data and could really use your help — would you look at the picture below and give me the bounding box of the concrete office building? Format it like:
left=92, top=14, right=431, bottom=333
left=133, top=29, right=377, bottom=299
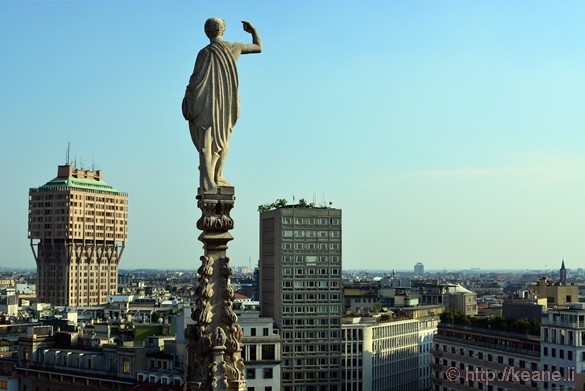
left=28, top=164, right=128, bottom=306
left=259, top=205, right=343, bottom=391
left=342, top=314, right=438, bottom=391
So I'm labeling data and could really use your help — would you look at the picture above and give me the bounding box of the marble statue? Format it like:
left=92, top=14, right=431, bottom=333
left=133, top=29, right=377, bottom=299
left=182, top=18, right=262, bottom=193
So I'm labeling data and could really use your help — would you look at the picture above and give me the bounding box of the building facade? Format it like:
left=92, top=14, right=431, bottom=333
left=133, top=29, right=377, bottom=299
left=28, top=164, right=128, bottom=306
left=528, top=276, right=578, bottom=309
left=259, top=205, right=343, bottom=391
left=342, top=314, right=438, bottom=391
left=432, top=323, right=541, bottom=391
left=16, top=325, right=146, bottom=391
left=414, top=262, right=425, bottom=275
left=239, top=312, right=282, bottom=391
left=541, top=303, right=585, bottom=389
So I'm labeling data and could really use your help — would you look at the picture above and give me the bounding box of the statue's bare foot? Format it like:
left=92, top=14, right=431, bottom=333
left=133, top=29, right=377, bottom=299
left=216, top=176, right=231, bottom=186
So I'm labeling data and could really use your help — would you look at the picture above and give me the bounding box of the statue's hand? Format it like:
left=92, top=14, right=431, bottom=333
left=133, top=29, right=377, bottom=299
left=241, top=21, right=255, bottom=34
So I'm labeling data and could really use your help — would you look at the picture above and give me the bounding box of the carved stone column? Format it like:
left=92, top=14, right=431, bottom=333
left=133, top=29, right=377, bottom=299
left=185, top=187, right=245, bottom=391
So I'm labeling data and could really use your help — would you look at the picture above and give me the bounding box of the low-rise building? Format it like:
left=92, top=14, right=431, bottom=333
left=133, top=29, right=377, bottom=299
left=528, top=277, right=579, bottom=309
left=15, top=324, right=183, bottom=391
left=239, top=311, right=282, bottom=391
left=432, top=322, right=540, bottom=391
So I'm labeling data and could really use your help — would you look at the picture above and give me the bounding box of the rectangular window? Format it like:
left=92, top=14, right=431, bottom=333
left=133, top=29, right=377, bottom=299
left=263, top=368, right=273, bottom=379
left=262, top=344, right=276, bottom=360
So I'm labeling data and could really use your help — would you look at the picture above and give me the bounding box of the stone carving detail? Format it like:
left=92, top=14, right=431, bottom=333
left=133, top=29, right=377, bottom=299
left=196, top=200, right=234, bottom=231
left=186, top=191, right=245, bottom=390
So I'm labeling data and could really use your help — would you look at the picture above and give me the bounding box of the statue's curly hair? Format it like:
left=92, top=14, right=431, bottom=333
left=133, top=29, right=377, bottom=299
left=204, top=17, right=226, bottom=38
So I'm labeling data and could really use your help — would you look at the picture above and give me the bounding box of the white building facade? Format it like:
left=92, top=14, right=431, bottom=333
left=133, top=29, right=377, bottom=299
left=342, top=315, right=438, bottom=391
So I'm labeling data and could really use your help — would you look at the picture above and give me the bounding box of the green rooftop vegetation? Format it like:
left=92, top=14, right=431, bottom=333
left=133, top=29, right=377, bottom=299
left=440, top=310, right=540, bottom=336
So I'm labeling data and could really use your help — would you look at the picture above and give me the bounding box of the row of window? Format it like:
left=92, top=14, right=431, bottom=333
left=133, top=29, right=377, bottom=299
left=282, top=230, right=340, bottom=238
left=542, top=345, right=580, bottom=361
left=282, top=318, right=340, bottom=326
left=282, top=280, right=340, bottom=288
left=283, top=267, right=340, bottom=276
left=282, top=242, right=340, bottom=250
left=282, top=217, right=340, bottom=225
left=241, top=344, right=276, bottom=361
left=436, top=343, right=539, bottom=369
left=283, top=292, right=340, bottom=301
left=282, top=343, right=341, bottom=353
left=282, top=305, right=341, bottom=314
left=282, top=255, right=341, bottom=263
left=245, top=367, right=273, bottom=379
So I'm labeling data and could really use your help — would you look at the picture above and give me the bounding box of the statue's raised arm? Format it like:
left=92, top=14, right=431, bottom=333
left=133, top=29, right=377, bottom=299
left=182, top=18, right=262, bottom=193
left=239, top=21, right=262, bottom=54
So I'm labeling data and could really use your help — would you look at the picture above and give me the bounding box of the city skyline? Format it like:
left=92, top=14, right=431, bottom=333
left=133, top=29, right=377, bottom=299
left=1, top=1, right=584, bottom=271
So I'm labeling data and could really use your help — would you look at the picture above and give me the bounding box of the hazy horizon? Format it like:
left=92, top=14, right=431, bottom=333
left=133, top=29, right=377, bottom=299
left=2, top=1, right=584, bottom=271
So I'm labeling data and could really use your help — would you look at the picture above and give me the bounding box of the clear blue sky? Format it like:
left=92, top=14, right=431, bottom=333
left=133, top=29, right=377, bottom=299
left=1, top=1, right=584, bottom=271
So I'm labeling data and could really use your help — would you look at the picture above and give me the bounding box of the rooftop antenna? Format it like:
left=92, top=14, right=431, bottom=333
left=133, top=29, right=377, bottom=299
left=66, top=142, right=71, bottom=165
left=92, top=154, right=95, bottom=171
left=312, top=193, right=316, bottom=206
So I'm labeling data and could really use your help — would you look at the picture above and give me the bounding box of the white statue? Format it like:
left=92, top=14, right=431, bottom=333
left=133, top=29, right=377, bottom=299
left=182, top=18, right=262, bottom=193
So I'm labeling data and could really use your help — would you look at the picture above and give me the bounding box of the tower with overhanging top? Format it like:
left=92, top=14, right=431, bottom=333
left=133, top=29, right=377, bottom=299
left=28, top=163, right=128, bottom=306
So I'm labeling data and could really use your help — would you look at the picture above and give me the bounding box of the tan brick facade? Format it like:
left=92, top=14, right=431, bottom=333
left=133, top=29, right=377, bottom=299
left=29, top=164, right=127, bottom=306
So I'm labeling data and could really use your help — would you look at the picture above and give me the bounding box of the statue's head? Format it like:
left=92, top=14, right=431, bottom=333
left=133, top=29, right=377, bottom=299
left=204, top=18, right=226, bottom=38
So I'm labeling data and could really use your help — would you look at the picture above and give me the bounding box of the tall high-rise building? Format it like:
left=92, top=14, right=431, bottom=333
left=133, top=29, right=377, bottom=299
left=414, top=262, right=424, bottom=275
left=259, top=205, right=343, bottom=391
left=28, top=164, right=128, bottom=306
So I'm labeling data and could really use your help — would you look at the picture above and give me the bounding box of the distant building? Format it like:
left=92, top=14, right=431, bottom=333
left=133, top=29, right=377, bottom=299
left=0, top=289, right=18, bottom=317
left=560, top=260, right=568, bottom=285
left=414, top=262, right=424, bottom=275
left=413, top=280, right=478, bottom=316
left=528, top=276, right=578, bottom=308
left=343, top=282, right=381, bottom=313
left=28, top=164, right=128, bottom=306
left=502, top=299, right=545, bottom=322
left=259, top=205, right=343, bottom=391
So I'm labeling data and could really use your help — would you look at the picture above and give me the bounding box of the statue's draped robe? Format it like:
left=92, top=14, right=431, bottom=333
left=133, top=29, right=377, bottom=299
left=183, top=42, right=239, bottom=154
